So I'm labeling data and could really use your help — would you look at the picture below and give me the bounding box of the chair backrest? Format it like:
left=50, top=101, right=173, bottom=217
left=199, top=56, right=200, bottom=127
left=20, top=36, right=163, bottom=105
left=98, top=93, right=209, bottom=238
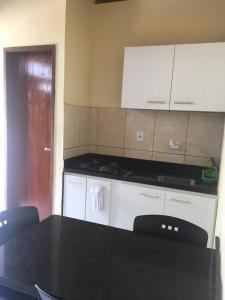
left=35, top=285, right=64, bottom=300
left=0, top=206, right=39, bottom=246
left=133, top=215, right=208, bottom=248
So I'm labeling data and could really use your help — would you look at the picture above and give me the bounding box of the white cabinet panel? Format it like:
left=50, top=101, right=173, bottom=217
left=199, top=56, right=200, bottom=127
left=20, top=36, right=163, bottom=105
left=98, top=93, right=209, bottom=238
left=63, top=174, right=86, bottom=220
left=171, top=42, right=225, bottom=112
left=121, top=45, right=175, bottom=110
left=63, top=172, right=217, bottom=248
left=110, top=182, right=165, bottom=231
left=165, top=191, right=217, bottom=247
left=86, top=178, right=111, bottom=225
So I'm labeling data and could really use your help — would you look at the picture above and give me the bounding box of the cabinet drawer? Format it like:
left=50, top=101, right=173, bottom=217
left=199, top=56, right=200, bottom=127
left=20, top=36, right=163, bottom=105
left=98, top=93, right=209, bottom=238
left=165, top=191, right=217, bottom=247
left=110, top=182, right=165, bottom=231
left=86, top=178, right=111, bottom=225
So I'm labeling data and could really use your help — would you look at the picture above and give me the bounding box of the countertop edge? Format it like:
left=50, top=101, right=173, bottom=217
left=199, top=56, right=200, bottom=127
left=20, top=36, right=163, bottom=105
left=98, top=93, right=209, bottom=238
left=64, top=168, right=218, bottom=196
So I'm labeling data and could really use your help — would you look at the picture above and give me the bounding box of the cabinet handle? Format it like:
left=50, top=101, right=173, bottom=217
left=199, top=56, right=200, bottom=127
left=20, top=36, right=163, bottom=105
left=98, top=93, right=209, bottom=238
left=147, top=100, right=166, bottom=104
left=67, top=180, right=82, bottom=185
left=141, top=193, right=160, bottom=199
left=173, top=101, right=194, bottom=105
left=170, top=198, right=191, bottom=205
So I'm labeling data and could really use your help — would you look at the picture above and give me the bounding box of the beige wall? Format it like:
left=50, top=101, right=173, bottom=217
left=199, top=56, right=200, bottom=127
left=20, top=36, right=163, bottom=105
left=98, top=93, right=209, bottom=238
left=90, top=0, right=225, bottom=107
left=64, top=0, right=93, bottom=106
left=0, top=0, right=66, bottom=214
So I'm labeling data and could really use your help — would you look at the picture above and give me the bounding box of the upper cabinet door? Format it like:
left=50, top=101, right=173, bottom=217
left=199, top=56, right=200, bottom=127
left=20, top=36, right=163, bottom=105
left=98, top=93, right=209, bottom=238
left=121, top=46, right=175, bottom=110
left=171, top=42, right=225, bottom=112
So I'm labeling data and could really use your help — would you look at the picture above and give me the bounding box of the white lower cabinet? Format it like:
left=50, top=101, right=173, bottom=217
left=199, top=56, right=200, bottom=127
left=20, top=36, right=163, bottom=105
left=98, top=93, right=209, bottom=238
left=86, top=178, right=111, bottom=225
left=110, top=182, right=165, bottom=230
left=165, top=191, right=217, bottom=247
left=63, top=174, right=86, bottom=220
left=63, top=173, right=217, bottom=248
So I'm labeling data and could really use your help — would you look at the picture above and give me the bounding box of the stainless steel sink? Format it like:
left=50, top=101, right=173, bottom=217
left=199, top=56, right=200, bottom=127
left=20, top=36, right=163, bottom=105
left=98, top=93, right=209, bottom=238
left=157, top=175, right=196, bottom=186
left=123, top=172, right=196, bottom=187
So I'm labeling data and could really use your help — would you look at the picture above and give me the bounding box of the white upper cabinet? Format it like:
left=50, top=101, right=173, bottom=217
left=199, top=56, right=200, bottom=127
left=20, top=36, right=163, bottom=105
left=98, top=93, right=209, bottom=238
left=122, top=42, right=225, bottom=112
left=121, top=45, right=175, bottom=110
left=171, top=42, right=225, bottom=112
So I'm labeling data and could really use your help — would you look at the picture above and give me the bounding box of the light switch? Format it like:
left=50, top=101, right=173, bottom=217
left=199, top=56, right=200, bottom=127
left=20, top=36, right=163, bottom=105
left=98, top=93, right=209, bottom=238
left=136, top=130, right=144, bottom=142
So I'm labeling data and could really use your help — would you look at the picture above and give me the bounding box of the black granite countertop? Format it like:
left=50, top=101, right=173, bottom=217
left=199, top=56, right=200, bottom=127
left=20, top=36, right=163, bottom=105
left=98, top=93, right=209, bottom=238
left=0, top=216, right=215, bottom=300
left=64, top=154, right=218, bottom=195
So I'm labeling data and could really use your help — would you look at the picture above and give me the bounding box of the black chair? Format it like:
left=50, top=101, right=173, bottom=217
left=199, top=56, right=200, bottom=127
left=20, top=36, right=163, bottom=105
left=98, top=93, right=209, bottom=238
left=133, top=215, right=208, bottom=248
left=0, top=286, right=36, bottom=300
left=35, top=285, right=64, bottom=300
left=0, top=206, right=39, bottom=246
left=213, top=237, right=222, bottom=300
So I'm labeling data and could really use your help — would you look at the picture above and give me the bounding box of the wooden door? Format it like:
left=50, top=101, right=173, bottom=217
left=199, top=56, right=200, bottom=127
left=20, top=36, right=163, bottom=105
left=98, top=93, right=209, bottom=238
left=5, top=46, right=55, bottom=220
left=121, top=45, right=175, bottom=110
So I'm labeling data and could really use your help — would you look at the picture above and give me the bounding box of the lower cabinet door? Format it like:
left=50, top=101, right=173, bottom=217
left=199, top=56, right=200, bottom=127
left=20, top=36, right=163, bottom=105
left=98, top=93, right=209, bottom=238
left=110, top=182, right=166, bottom=231
left=63, top=174, right=86, bottom=220
left=165, top=191, right=217, bottom=247
left=86, top=178, right=111, bottom=225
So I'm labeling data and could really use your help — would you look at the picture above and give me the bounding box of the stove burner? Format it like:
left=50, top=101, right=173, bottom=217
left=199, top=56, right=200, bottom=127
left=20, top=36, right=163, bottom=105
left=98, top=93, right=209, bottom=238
left=110, top=162, right=119, bottom=168
left=98, top=165, right=109, bottom=172
left=78, top=159, right=129, bottom=176
left=91, top=160, right=99, bottom=166
left=80, top=162, right=90, bottom=169
left=80, top=160, right=99, bottom=170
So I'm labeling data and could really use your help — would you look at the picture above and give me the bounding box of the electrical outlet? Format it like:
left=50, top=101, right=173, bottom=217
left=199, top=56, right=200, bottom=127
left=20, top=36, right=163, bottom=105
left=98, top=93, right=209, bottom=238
left=136, top=130, right=144, bottom=142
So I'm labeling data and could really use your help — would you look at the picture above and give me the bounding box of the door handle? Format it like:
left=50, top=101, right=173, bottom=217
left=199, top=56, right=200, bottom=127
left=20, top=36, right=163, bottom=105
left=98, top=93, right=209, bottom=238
left=170, top=198, right=191, bottom=205
left=173, top=101, right=194, bottom=105
left=67, top=180, right=82, bottom=185
left=141, top=193, right=160, bottom=199
left=44, top=147, right=51, bottom=152
left=147, top=100, right=167, bottom=104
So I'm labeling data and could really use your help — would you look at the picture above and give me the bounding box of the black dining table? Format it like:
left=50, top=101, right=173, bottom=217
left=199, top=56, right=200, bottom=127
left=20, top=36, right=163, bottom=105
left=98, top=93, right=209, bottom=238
left=0, top=215, right=215, bottom=300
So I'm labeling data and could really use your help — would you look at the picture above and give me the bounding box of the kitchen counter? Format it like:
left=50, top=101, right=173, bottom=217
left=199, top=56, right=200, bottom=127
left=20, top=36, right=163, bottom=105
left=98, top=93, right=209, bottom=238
left=64, top=154, right=218, bottom=195
left=0, top=215, right=215, bottom=300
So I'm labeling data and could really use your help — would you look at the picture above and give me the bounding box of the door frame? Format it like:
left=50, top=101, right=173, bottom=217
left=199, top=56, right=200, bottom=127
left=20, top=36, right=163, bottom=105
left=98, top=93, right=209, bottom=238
left=4, top=45, right=56, bottom=212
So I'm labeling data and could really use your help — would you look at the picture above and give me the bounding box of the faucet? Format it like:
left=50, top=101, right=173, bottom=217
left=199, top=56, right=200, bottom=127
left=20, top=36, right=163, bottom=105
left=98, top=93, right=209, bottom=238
left=210, top=157, right=218, bottom=174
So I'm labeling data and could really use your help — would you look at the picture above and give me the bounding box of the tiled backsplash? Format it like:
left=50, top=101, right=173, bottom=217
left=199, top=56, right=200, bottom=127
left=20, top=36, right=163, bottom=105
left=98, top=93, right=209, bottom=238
left=64, top=104, right=225, bottom=167
left=64, top=104, right=89, bottom=159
